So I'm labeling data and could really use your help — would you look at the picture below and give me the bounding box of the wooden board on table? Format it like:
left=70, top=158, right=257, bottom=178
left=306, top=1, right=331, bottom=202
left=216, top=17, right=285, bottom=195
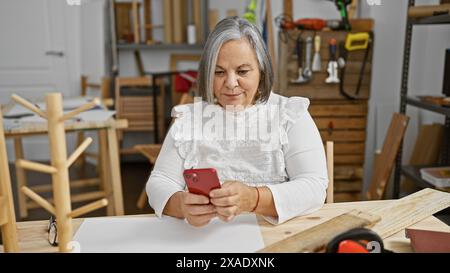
left=369, top=188, right=450, bottom=239
left=258, top=210, right=380, bottom=252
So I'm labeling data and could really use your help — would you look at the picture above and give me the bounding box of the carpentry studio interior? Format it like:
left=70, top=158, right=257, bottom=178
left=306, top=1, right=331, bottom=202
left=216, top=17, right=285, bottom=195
left=0, top=0, right=450, bottom=255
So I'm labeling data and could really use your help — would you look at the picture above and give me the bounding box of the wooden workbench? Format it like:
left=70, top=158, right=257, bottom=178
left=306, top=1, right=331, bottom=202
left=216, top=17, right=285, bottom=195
left=7, top=200, right=450, bottom=253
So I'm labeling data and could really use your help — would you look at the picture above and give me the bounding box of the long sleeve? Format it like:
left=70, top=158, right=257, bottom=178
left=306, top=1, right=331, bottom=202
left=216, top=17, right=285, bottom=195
left=264, top=107, right=328, bottom=225
left=146, top=125, right=186, bottom=217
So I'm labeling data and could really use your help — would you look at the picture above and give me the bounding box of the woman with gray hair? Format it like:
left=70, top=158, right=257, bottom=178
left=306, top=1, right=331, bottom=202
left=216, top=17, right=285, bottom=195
left=146, top=17, right=328, bottom=227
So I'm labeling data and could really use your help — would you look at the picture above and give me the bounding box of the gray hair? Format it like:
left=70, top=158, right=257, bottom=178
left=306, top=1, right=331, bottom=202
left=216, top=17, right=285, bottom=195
left=198, top=16, right=273, bottom=104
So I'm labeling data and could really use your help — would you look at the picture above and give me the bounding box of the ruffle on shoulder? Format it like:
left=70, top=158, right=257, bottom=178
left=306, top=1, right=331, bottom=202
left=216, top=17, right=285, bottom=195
left=278, top=95, right=310, bottom=145
left=170, top=103, right=199, bottom=169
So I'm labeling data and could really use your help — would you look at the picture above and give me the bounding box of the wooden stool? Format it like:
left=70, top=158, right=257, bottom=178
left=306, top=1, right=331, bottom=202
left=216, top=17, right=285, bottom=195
left=0, top=110, right=19, bottom=252
left=11, top=93, right=109, bottom=252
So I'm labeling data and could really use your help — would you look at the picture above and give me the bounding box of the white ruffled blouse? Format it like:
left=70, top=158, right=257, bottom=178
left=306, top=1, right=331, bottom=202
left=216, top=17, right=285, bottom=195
left=146, top=92, right=328, bottom=224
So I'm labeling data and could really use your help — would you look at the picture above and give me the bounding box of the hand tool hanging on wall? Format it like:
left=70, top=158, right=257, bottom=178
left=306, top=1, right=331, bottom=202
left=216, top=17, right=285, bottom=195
left=312, top=35, right=322, bottom=72
left=325, top=38, right=340, bottom=84
left=291, top=35, right=308, bottom=84
left=302, top=36, right=313, bottom=81
left=327, top=0, right=352, bottom=31
left=338, top=32, right=371, bottom=100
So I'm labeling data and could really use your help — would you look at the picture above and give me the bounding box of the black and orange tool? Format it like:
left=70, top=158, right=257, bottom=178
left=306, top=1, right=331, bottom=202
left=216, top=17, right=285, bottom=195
left=326, top=228, right=391, bottom=253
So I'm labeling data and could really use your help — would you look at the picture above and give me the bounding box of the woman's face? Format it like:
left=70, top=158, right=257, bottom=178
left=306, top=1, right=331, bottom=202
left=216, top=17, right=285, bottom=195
left=213, top=38, right=260, bottom=108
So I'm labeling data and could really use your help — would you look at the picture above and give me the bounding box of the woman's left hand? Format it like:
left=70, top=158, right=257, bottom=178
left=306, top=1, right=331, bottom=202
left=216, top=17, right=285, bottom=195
left=209, top=180, right=258, bottom=222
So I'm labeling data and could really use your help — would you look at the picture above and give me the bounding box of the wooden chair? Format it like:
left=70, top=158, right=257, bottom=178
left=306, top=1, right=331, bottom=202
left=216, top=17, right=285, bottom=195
left=115, top=76, right=165, bottom=154
left=134, top=92, right=194, bottom=209
left=326, top=141, right=334, bottom=204
left=366, top=113, right=409, bottom=200
left=0, top=110, right=19, bottom=252
left=10, top=93, right=109, bottom=252
left=76, top=75, right=111, bottom=169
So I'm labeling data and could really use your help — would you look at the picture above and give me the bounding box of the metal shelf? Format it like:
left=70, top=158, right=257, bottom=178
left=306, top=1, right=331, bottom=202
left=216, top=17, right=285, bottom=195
left=409, top=14, right=450, bottom=25
left=401, top=165, right=450, bottom=192
left=117, top=43, right=203, bottom=50
left=406, top=96, right=450, bottom=116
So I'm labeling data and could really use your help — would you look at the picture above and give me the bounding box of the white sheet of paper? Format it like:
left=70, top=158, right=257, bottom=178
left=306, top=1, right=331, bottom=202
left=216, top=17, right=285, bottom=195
left=73, top=214, right=265, bottom=253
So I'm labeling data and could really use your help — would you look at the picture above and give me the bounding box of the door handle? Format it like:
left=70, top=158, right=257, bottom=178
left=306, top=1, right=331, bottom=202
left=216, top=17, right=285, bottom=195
left=45, top=51, right=64, bottom=57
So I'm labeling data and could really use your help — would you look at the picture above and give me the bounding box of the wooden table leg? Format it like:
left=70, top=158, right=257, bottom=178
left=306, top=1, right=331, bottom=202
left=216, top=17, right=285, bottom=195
left=99, top=130, right=114, bottom=215
left=13, top=137, right=28, bottom=219
left=106, top=127, right=124, bottom=215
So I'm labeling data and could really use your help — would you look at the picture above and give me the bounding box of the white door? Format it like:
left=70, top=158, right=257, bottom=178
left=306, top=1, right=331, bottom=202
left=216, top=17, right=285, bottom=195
left=0, top=0, right=72, bottom=104
left=0, top=0, right=79, bottom=160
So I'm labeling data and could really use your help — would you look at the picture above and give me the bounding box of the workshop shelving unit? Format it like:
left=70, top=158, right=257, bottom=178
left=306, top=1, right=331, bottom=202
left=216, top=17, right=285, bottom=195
left=393, top=1, right=450, bottom=198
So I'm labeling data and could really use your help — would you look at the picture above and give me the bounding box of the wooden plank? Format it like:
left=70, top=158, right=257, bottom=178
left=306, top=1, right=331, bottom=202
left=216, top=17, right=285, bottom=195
left=0, top=197, right=6, bottom=226
left=408, top=4, right=450, bottom=18
left=283, top=0, right=293, bottom=19
left=310, top=103, right=368, bottom=117
left=349, top=19, right=374, bottom=32
left=144, top=0, right=152, bottom=42
left=132, top=0, right=140, bottom=44
left=335, top=166, right=364, bottom=180
left=320, top=130, right=366, bottom=142
left=315, top=117, right=367, bottom=130
left=334, top=180, right=362, bottom=192
left=332, top=142, right=365, bottom=155
left=369, top=188, right=450, bottom=239
left=163, top=0, right=173, bottom=43
left=326, top=141, right=334, bottom=203
left=266, top=0, right=277, bottom=92
left=0, top=112, right=19, bottom=252
left=367, top=113, right=409, bottom=200
left=208, top=9, right=219, bottom=32
left=334, top=192, right=361, bottom=202
left=403, top=124, right=444, bottom=193
left=172, top=0, right=184, bottom=43
left=335, top=154, right=364, bottom=165
left=285, top=85, right=370, bottom=100
left=288, top=71, right=372, bottom=86
left=193, top=0, right=202, bottom=43
left=258, top=210, right=380, bottom=252
left=226, top=9, right=238, bottom=17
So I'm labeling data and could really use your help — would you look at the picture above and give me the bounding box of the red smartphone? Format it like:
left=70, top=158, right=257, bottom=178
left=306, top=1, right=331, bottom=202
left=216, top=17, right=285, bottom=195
left=183, top=168, right=221, bottom=196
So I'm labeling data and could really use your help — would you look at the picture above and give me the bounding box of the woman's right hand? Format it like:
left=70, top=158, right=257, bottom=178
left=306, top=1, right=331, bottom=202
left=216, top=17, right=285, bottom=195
left=180, top=192, right=217, bottom=227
